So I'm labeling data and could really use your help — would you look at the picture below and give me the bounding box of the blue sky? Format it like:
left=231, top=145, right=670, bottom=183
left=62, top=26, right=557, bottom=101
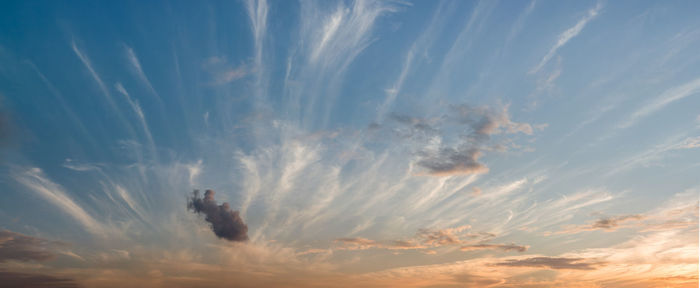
left=0, top=0, right=698, bottom=287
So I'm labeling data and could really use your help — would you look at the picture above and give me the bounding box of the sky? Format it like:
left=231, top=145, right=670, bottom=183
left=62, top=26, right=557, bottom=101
left=0, top=0, right=698, bottom=287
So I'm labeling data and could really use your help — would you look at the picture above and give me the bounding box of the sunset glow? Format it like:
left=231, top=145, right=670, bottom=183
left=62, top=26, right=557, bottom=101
left=0, top=1, right=698, bottom=287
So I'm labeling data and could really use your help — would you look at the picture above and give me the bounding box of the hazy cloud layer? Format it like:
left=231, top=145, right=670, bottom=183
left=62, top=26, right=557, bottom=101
left=460, top=243, right=528, bottom=252
left=0, top=272, right=80, bottom=288
left=0, top=230, right=63, bottom=262
left=591, top=214, right=643, bottom=230
left=188, top=190, right=248, bottom=242
left=495, top=256, right=600, bottom=270
left=336, top=225, right=526, bottom=254
left=335, top=238, right=428, bottom=251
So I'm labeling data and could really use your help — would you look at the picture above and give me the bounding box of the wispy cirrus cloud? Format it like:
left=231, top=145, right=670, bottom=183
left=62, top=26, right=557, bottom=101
left=12, top=168, right=104, bottom=236
left=288, top=0, right=401, bottom=127
left=618, top=77, right=700, bottom=129
left=124, top=45, right=161, bottom=102
left=530, top=2, right=603, bottom=74
left=376, top=1, right=456, bottom=121
left=114, top=83, right=156, bottom=158
left=244, top=0, right=268, bottom=71
left=71, top=40, right=137, bottom=139
left=671, top=136, right=700, bottom=150
left=201, top=57, right=250, bottom=86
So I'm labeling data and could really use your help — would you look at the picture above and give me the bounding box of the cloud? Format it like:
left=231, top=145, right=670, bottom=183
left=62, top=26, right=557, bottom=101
left=334, top=238, right=380, bottom=250
left=390, top=114, right=440, bottom=138
left=376, top=0, right=453, bottom=121
left=391, top=104, right=533, bottom=176
left=530, top=2, right=602, bottom=74
left=201, top=57, right=250, bottom=85
left=452, top=273, right=504, bottom=287
left=335, top=226, right=520, bottom=254
left=287, top=0, right=400, bottom=127
left=214, top=68, right=249, bottom=84
left=495, top=257, right=600, bottom=270
left=386, top=240, right=428, bottom=250
left=555, top=214, right=644, bottom=235
left=12, top=168, right=104, bottom=236
left=187, top=190, right=248, bottom=242
left=417, top=147, right=489, bottom=176
left=114, top=83, right=156, bottom=155
left=335, top=238, right=428, bottom=251
left=416, top=225, right=472, bottom=246
left=0, top=230, right=64, bottom=263
left=552, top=192, right=697, bottom=235
left=460, top=243, right=528, bottom=252
left=124, top=45, right=160, bottom=101
left=671, top=136, right=700, bottom=150
left=71, top=41, right=111, bottom=101
left=244, top=0, right=268, bottom=69
left=619, top=77, right=700, bottom=129
left=0, top=271, right=80, bottom=288
left=450, top=104, right=533, bottom=136
left=296, top=248, right=331, bottom=256
left=303, top=0, right=397, bottom=69
left=71, top=40, right=134, bottom=134
left=356, top=221, right=697, bottom=288
left=590, top=214, right=643, bottom=230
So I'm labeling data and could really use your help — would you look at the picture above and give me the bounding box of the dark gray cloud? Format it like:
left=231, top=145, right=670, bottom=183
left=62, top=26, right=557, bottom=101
left=0, top=271, right=80, bottom=288
left=495, top=257, right=599, bottom=270
left=0, top=230, right=63, bottom=263
left=187, top=190, right=248, bottom=242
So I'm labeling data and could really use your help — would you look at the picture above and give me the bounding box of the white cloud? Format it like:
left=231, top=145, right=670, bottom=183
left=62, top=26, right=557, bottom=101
left=529, top=2, right=602, bottom=74
left=71, top=40, right=137, bottom=138
left=114, top=82, right=157, bottom=158
left=13, top=168, right=104, bottom=236
left=618, top=77, right=700, bottom=129
left=124, top=45, right=161, bottom=102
